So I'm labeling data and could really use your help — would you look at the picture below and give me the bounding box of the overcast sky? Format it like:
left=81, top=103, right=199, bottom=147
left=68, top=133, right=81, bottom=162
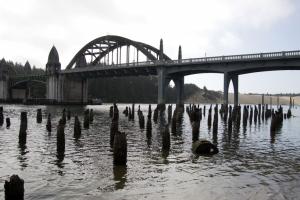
left=0, top=0, right=300, bottom=94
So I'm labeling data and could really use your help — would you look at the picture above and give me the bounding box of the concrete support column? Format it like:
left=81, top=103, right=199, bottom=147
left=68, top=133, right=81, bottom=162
left=223, top=72, right=230, bottom=105
left=174, top=76, right=184, bottom=106
left=157, top=67, right=167, bottom=106
left=231, top=74, right=239, bottom=106
left=82, top=79, right=88, bottom=104
left=0, top=80, right=8, bottom=100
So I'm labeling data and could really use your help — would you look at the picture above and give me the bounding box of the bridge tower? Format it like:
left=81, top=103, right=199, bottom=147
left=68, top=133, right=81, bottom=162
left=0, top=58, right=9, bottom=101
left=46, top=46, right=63, bottom=103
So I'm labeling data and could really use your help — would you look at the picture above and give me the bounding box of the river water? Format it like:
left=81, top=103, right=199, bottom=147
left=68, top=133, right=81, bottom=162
left=0, top=104, right=299, bottom=200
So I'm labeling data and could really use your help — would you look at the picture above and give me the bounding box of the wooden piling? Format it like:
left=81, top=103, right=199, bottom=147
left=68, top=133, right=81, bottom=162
left=113, top=131, right=127, bottom=165
left=0, top=106, right=3, bottom=126
left=162, top=125, right=170, bottom=151
left=57, top=119, right=65, bottom=153
left=36, top=109, right=42, bottom=123
left=6, top=118, right=10, bottom=128
left=83, top=109, right=90, bottom=129
left=4, top=174, right=24, bottom=200
left=46, top=114, right=51, bottom=132
left=61, top=109, right=66, bottom=125
left=19, top=112, right=27, bottom=145
left=74, top=116, right=81, bottom=138
left=192, top=121, right=200, bottom=142
left=89, top=109, right=94, bottom=122
left=67, top=110, right=71, bottom=120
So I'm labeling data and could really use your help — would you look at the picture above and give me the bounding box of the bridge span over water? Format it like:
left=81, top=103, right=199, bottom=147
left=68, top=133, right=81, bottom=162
left=1, top=35, right=300, bottom=105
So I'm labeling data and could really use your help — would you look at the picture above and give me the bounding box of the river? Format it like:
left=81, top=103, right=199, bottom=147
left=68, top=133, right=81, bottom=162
left=0, top=104, right=299, bottom=200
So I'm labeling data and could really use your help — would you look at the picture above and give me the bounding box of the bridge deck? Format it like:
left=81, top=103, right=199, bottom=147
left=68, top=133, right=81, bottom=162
left=62, top=50, right=300, bottom=73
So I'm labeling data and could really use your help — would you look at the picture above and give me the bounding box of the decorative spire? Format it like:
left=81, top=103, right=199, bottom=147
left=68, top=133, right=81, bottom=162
left=46, top=46, right=61, bottom=74
left=24, top=61, right=31, bottom=71
left=47, top=46, right=60, bottom=65
left=159, top=38, right=164, bottom=61
left=178, top=45, right=182, bottom=60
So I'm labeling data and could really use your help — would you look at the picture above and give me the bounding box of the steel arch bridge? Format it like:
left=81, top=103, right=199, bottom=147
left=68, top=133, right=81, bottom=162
left=66, top=35, right=172, bottom=70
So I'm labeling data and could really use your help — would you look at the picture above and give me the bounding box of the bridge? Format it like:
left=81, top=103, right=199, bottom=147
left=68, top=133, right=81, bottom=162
left=1, top=35, right=300, bottom=106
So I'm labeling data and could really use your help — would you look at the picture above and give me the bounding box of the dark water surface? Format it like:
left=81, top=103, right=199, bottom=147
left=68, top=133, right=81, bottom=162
left=0, top=104, right=299, bottom=200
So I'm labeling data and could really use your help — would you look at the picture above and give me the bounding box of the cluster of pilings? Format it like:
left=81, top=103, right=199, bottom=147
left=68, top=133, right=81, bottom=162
left=186, top=104, right=219, bottom=154
left=186, top=105, right=202, bottom=142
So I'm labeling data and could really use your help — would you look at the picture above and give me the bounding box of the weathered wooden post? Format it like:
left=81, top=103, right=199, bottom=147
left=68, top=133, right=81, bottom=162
left=61, top=109, right=66, bottom=125
left=254, top=106, right=258, bottom=124
left=89, top=109, right=94, bottom=123
left=4, top=174, right=24, bottom=200
left=192, top=121, right=200, bottom=142
left=249, top=106, right=253, bottom=125
left=167, top=104, right=172, bottom=123
left=0, top=106, right=3, bottom=127
left=171, top=107, right=177, bottom=134
left=74, top=116, right=81, bottom=138
left=138, top=110, right=145, bottom=129
left=46, top=114, right=51, bottom=132
left=228, top=109, right=232, bottom=133
left=113, top=131, right=127, bottom=165
left=6, top=117, right=10, bottom=128
left=208, top=105, right=212, bottom=128
left=83, top=109, right=90, bottom=129
left=19, top=112, right=27, bottom=145
left=146, top=105, right=152, bottom=138
left=287, top=109, right=292, bottom=119
left=109, top=106, right=114, bottom=118
left=162, top=125, right=170, bottom=151
left=57, top=119, right=65, bottom=153
left=132, top=104, right=135, bottom=120
left=36, top=108, right=42, bottom=123
left=213, top=105, right=218, bottom=133
left=110, top=104, right=119, bottom=147
left=67, top=110, right=71, bottom=120
left=153, top=106, right=158, bottom=123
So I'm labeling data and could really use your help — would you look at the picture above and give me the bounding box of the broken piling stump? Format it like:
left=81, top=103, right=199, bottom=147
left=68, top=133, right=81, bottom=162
left=6, top=117, right=10, bottom=128
left=19, top=112, right=27, bottom=145
left=4, top=174, right=24, bottom=200
left=113, top=131, right=127, bottom=166
left=36, top=108, right=42, bottom=123
left=46, top=114, right=51, bottom=132
left=74, top=116, right=81, bottom=138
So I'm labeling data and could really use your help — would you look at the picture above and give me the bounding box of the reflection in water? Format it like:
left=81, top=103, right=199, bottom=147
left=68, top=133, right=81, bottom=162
left=113, top=165, right=127, bottom=190
left=18, top=144, right=28, bottom=170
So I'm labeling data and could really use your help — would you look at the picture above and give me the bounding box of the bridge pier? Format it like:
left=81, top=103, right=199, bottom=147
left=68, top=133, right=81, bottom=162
left=157, top=67, right=167, bottom=107
left=223, top=73, right=239, bottom=106
left=0, top=59, right=9, bottom=101
left=174, top=76, right=184, bottom=106
left=232, top=74, right=239, bottom=106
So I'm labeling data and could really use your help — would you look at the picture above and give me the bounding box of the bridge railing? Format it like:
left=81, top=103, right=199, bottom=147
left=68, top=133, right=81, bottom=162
left=66, top=50, right=300, bottom=71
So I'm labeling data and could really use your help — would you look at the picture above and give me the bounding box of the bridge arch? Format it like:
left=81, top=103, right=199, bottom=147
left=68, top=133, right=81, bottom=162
left=66, top=35, right=172, bottom=69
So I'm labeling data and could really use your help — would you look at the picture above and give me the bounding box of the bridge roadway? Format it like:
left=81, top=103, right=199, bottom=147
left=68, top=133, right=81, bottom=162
left=62, top=50, right=300, bottom=77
